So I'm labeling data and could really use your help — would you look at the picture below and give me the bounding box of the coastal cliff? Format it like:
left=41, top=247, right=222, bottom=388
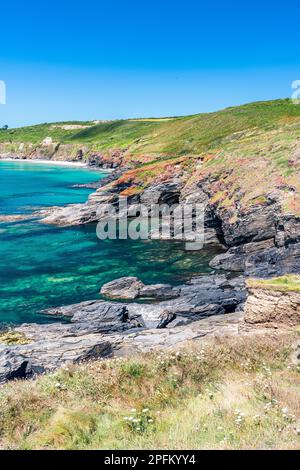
left=4, top=100, right=299, bottom=278
left=1, top=99, right=300, bottom=382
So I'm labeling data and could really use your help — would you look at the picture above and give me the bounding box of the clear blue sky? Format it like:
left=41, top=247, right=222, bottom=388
left=0, top=0, right=300, bottom=127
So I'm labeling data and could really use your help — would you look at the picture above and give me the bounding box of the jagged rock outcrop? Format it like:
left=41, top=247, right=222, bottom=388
left=210, top=239, right=300, bottom=278
left=42, top=299, right=143, bottom=332
left=0, top=334, right=112, bottom=384
left=37, top=165, right=300, bottom=278
left=0, top=274, right=246, bottom=382
left=0, top=311, right=242, bottom=384
left=46, top=274, right=246, bottom=328
left=100, top=277, right=145, bottom=300
left=40, top=203, right=100, bottom=226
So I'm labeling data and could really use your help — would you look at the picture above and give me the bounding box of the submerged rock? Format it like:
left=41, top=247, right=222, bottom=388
left=0, top=214, right=33, bottom=223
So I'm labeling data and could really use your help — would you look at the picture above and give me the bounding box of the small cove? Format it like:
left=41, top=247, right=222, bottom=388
left=0, top=161, right=219, bottom=324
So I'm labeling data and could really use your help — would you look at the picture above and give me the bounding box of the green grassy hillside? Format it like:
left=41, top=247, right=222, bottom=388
left=2, top=99, right=300, bottom=155
left=2, top=98, right=300, bottom=217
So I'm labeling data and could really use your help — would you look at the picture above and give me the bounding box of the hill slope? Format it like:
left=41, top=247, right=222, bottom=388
left=1, top=99, right=300, bottom=156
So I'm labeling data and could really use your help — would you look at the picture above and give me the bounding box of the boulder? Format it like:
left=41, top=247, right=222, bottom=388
left=140, top=284, right=181, bottom=300
left=100, top=277, right=144, bottom=300
left=43, top=300, right=143, bottom=332
left=100, top=277, right=181, bottom=301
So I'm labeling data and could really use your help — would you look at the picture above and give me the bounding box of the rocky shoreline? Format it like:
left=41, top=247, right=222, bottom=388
left=1, top=149, right=300, bottom=383
left=0, top=273, right=246, bottom=383
left=38, top=156, right=300, bottom=279
left=1, top=271, right=300, bottom=384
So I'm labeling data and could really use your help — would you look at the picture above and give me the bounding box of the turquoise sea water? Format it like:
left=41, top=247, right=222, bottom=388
left=0, top=161, right=218, bottom=324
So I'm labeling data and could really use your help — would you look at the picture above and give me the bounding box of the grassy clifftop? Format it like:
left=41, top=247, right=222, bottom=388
left=247, top=275, right=300, bottom=293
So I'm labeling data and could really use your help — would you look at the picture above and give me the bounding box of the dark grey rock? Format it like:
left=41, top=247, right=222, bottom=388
left=44, top=300, right=143, bottom=333
left=0, top=272, right=247, bottom=383
left=101, top=277, right=181, bottom=301
left=0, top=334, right=112, bottom=384
left=140, top=284, right=181, bottom=300
left=210, top=239, right=300, bottom=278
left=157, top=311, right=177, bottom=328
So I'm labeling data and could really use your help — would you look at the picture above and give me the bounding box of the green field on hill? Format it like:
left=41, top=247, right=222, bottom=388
left=2, top=99, right=300, bottom=155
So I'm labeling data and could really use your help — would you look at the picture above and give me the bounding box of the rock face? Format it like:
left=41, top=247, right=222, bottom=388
left=39, top=179, right=224, bottom=249
left=0, top=274, right=246, bottom=383
left=244, top=287, right=300, bottom=328
left=38, top=167, right=300, bottom=279
left=210, top=239, right=300, bottom=278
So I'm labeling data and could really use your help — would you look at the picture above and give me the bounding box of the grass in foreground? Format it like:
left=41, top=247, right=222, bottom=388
left=0, top=333, right=299, bottom=450
left=247, top=275, right=300, bottom=293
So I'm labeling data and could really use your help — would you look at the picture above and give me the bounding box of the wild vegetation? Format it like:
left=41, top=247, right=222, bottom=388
left=0, top=332, right=299, bottom=450
left=247, top=275, right=300, bottom=292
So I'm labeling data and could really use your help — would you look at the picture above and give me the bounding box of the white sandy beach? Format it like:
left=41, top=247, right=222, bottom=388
left=0, top=158, right=113, bottom=172
left=0, top=157, right=88, bottom=168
